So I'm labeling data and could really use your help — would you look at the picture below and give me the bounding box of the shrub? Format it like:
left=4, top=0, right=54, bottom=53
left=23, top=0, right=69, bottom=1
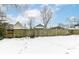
left=30, top=34, right=35, bottom=38
left=0, top=34, right=4, bottom=40
left=69, top=30, right=73, bottom=35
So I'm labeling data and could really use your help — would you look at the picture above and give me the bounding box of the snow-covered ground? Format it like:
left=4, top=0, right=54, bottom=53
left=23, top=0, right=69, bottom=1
left=0, top=35, right=79, bottom=54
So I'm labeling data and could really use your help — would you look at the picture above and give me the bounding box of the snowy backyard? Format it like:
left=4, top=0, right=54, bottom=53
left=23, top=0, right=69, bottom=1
left=0, top=35, right=79, bottom=54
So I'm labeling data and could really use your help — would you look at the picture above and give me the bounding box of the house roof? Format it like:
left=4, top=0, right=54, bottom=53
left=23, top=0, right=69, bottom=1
left=15, top=21, right=23, bottom=27
left=14, top=21, right=27, bottom=29
left=34, top=24, right=44, bottom=28
left=74, top=24, right=79, bottom=26
left=51, top=26, right=65, bottom=29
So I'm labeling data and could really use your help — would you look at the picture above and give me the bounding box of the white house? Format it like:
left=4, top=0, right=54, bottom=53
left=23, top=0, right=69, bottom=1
left=13, top=21, right=26, bottom=29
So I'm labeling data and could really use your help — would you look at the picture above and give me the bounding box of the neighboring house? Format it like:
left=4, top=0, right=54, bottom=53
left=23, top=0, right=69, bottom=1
left=74, top=24, right=79, bottom=29
left=51, top=26, right=64, bottom=29
left=64, top=24, right=79, bottom=29
left=59, top=23, right=79, bottom=29
left=13, top=21, right=26, bottom=29
left=34, top=24, right=44, bottom=29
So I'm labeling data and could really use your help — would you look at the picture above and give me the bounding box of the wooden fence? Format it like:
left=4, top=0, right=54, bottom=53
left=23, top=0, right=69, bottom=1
left=4, top=28, right=70, bottom=38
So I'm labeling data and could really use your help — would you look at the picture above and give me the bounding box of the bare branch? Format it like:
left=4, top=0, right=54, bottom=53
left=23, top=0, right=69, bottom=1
left=40, top=6, right=53, bottom=28
left=28, top=17, right=35, bottom=29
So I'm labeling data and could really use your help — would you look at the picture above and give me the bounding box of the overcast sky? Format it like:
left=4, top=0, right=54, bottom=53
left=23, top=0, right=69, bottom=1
left=0, top=4, right=79, bottom=27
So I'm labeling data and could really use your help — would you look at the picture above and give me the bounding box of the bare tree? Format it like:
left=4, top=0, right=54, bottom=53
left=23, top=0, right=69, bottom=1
left=0, top=4, right=29, bottom=17
left=40, top=5, right=53, bottom=29
left=28, top=17, right=35, bottom=29
left=68, top=16, right=79, bottom=28
left=27, top=17, right=35, bottom=38
left=70, top=16, right=79, bottom=24
left=0, top=5, right=7, bottom=22
left=8, top=4, right=29, bottom=12
left=0, top=7, right=7, bottom=38
left=0, top=10, right=6, bottom=23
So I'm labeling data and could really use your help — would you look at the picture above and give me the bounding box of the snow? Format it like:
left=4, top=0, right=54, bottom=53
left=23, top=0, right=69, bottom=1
left=0, top=35, right=79, bottom=54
